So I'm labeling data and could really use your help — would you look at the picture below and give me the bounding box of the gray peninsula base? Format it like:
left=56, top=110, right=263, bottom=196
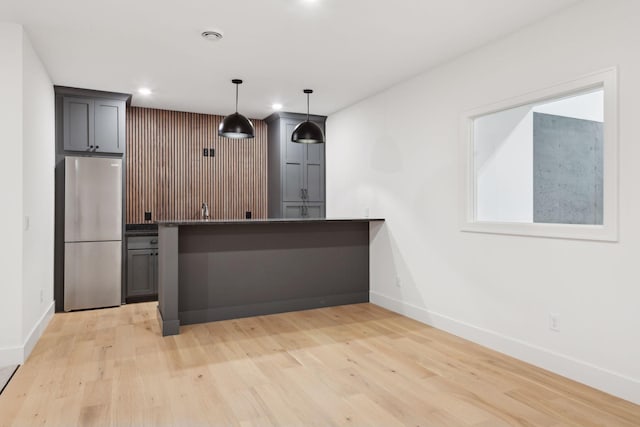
left=157, top=219, right=382, bottom=336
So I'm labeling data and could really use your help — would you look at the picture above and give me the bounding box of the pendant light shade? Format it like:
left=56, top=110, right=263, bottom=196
left=219, top=79, right=255, bottom=139
left=292, top=89, right=324, bottom=144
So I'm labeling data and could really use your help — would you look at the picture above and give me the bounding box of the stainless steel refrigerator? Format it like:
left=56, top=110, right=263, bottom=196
left=64, top=156, right=122, bottom=311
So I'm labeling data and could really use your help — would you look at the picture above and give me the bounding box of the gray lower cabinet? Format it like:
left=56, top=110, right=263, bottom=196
left=126, top=236, right=158, bottom=300
left=127, top=249, right=156, bottom=297
left=62, top=95, right=125, bottom=154
left=283, top=203, right=325, bottom=219
left=266, top=112, right=326, bottom=218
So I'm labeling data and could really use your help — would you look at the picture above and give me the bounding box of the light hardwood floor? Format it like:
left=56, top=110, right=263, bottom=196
left=0, top=302, right=637, bottom=426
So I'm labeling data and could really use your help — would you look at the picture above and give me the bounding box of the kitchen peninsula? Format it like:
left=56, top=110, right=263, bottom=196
left=157, top=218, right=383, bottom=336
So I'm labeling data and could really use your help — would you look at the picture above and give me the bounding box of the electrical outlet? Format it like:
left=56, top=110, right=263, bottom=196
left=395, top=276, right=401, bottom=288
left=549, top=313, right=560, bottom=332
left=40, top=288, right=43, bottom=303
left=364, top=207, right=370, bottom=218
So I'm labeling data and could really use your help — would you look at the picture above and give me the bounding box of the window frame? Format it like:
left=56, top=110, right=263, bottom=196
left=459, top=67, right=618, bottom=241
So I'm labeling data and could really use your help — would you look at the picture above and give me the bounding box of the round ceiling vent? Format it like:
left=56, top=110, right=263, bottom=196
left=201, top=30, right=223, bottom=41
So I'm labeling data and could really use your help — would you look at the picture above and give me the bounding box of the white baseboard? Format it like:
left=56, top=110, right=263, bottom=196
left=0, top=346, right=23, bottom=368
left=23, top=300, right=55, bottom=361
left=370, top=291, right=640, bottom=405
left=0, top=300, right=55, bottom=367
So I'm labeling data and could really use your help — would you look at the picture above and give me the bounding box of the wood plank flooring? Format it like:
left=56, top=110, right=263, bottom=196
left=0, top=303, right=637, bottom=426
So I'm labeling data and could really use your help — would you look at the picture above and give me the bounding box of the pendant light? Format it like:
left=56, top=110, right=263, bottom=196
left=291, top=89, right=325, bottom=144
left=218, top=79, right=255, bottom=139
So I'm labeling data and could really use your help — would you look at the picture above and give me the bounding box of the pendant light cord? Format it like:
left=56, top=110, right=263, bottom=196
left=307, top=93, right=310, bottom=122
left=235, top=83, right=239, bottom=113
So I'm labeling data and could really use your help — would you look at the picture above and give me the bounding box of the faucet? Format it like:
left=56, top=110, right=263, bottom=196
left=201, top=202, right=210, bottom=220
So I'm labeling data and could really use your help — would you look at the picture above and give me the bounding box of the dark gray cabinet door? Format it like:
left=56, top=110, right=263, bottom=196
left=63, top=97, right=94, bottom=152
left=95, top=99, right=125, bottom=154
left=152, top=250, right=158, bottom=294
left=283, top=203, right=304, bottom=218
left=127, top=249, right=155, bottom=297
left=305, top=142, right=324, bottom=202
left=305, top=203, right=324, bottom=218
left=283, top=120, right=304, bottom=202
left=282, top=203, right=324, bottom=219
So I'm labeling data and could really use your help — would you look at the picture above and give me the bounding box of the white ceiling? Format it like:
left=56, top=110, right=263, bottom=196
left=1, top=0, right=579, bottom=119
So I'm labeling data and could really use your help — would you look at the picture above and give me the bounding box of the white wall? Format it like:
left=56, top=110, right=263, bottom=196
left=21, top=30, right=55, bottom=355
left=327, top=0, right=640, bottom=404
left=0, top=22, right=55, bottom=366
left=0, top=23, right=25, bottom=365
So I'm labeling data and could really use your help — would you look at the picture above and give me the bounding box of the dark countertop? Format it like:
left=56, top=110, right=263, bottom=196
left=126, top=230, right=158, bottom=237
left=156, top=218, right=385, bottom=226
left=125, top=224, right=158, bottom=236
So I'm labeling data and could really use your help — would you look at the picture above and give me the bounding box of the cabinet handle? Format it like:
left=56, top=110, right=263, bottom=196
left=95, top=145, right=100, bottom=149
left=150, top=239, right=158, bottom=244
left=89, top=145, right=94, bottom=149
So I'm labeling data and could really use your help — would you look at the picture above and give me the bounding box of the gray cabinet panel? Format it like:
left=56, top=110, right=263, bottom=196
left=306, top=163, right=323, bottom=202
left=63, top=97, right=94, bottom=152
left=284, top=163, right=303, bottom=201
left=127, top=249, right=155, bottom=297
left=95, top=99, right=125, bottom=154
left=305, top=137, right=324, bottom=202
left=305, top=204, right=324, bottom=218
left=283, top=204, right=304, bottom=218
left=306, top=143, right=322, bottom=163
left=285, top=122, right=304, bottom=162
left=284, top=121, right=304, bottom=202
left=152, top=250, right=158, bottom=294
left=282, top=203, right=324, bottom=219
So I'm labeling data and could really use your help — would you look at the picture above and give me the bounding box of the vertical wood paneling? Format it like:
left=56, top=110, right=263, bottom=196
left=126, top=106, right=268, bottom=224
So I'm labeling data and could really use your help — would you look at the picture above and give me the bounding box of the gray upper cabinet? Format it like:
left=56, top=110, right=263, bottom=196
left=62, top=95, right=126, bottom=154
left=63, top=97, right=94, bottom=152
left=267, top=112, right=327, bottom=218
left=95, top=99, right=125, bottom=153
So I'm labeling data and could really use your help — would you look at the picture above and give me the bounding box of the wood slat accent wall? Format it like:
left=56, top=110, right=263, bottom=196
left=126, top=107, right=267, bottom=224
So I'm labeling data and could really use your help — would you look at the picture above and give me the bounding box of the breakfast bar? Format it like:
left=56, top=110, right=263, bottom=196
left=156, top=218, right=384, bottom=336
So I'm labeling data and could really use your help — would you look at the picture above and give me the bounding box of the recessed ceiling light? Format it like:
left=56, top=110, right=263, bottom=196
left=201, top=30, right=224, bottom=41
left=272, top=103, right=283, bottom=111
left=138, top=87, right=152, bottom=96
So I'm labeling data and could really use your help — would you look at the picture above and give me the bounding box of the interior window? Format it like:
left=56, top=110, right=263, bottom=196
left=461, top=68, right=617, bottom=241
